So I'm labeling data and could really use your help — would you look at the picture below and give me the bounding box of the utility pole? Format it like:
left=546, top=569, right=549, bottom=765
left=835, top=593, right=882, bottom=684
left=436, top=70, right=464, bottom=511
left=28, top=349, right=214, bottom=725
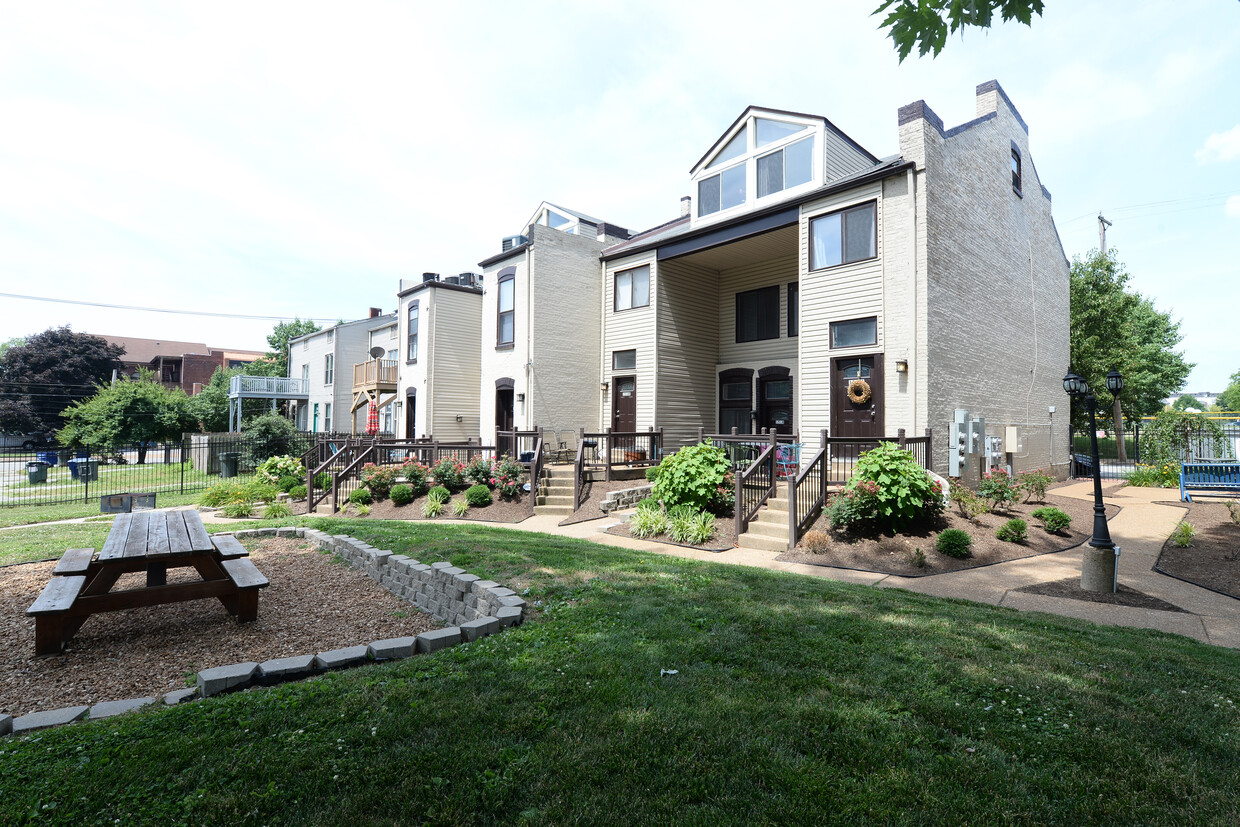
left=1098, top=213, right=1126, bottom=461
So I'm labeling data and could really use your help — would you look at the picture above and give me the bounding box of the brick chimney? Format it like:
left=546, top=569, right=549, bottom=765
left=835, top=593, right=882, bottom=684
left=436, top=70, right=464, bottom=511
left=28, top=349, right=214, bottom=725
left=369, top=307, right=381, bottom=318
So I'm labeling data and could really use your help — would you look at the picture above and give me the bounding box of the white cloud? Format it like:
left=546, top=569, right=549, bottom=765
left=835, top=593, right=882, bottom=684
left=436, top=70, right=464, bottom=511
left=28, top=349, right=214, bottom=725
left=1226, top=195, right=1240, bottom=218
left=1196, top=125, right=1240, bottom=163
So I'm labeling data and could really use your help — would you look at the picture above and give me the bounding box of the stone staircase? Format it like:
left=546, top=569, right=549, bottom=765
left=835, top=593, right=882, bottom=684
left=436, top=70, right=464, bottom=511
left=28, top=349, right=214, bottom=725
left=735, top=488, right=792, bottom=552
left=534, top=465, right=576, bottom=518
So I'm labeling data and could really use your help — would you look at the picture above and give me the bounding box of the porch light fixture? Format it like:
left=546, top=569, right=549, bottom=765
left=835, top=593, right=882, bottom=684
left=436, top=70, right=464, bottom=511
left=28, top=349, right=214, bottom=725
left=455, top=415, right=463, bottom=423
left=895, top=359, right=908, bottom=373
left=1063, top=368, right=1123, bottom=593
left=516, top=393, right=525, bottom=403
left=600, top=381, right=609, bottom=391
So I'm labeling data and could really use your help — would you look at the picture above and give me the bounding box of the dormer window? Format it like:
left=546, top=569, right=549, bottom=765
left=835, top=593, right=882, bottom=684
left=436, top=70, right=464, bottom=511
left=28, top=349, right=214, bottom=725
left=694, top=113, right=819, bottom=219
left=544, top=209, right=571, bottom=229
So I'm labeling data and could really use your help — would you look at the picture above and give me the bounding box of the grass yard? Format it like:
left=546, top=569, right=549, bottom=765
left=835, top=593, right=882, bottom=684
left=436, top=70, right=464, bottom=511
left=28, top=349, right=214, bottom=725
left=0, top=522, right=114, bottom=566
left=0, top=493, right=203, bottom=529
left=1, top=519, right=1238, bottom=825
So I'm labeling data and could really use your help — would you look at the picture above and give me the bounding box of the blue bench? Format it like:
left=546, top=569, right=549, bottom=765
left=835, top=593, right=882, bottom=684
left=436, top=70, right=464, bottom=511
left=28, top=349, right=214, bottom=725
left=1073, top=453, right=1095, bottom=477
left=1180, top=461, right=1240, bottom=502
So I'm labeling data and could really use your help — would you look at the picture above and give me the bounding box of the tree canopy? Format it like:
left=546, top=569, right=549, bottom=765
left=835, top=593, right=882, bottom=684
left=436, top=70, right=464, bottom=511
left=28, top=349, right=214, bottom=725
left=1218, top=370, right=1240, bottom=413
left=249, top=318, right=321, bottom=377
left=59, top=370, right=197, bottom=463
left=873, top=0, right=1045, bottom=61
left=1069, top=250, right=1193, bottom=429
left=0, top=327, right=124, bottom=435
left=1171, top=394, right=1203, bottom=413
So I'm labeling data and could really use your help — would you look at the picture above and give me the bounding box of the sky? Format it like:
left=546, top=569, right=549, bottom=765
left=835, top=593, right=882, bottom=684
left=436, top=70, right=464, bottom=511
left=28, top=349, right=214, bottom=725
left=1, top=1, right=1237, bottom=391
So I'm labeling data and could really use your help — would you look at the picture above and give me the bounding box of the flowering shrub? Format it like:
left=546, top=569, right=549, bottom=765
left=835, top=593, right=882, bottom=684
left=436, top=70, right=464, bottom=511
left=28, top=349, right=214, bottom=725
left=949, top=479, right=988, bottom=522
left=651, top=441, right=733, bottom=515
left=1125, top=463, right=1179, bottom=489
left=256, top=454, right=304, bottom=485
left=465, top=456, right=494, bottom=488
left=400, top=460, right=430, bottom=496
left=359, top=463, right=400, bottom=499
left=977, top=468, right=1019, bottom=511
left=492, top=455, right=524, bottom=499
left=1018, top=469, right=1055, bottom=503
left=431, top=457, right=467, bottom=492
left=829, top=442, right=943, bottom=532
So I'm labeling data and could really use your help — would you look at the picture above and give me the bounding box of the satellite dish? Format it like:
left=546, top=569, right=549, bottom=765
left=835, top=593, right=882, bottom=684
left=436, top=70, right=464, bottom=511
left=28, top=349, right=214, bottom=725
left=369, top=346, right=385, bottom=359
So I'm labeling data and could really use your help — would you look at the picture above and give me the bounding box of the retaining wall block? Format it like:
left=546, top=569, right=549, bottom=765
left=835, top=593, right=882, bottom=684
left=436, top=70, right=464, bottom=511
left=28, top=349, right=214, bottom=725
left=460, top=616, right=502, bottom=641
left=368, top=636, right=418, bottom=660
left=314, top=646, right=370, bottom=670
left=12, top=705, right=90, bottom=734
left=472, top=580, right=500, bottom=595
left=430, top=561, right=453, bottom=570
left=453, top=573, right=480, bottom=589
left=163, top=688, right=199, bottom=705
left=0, top=714, right=11, bottom=736
left=276, top=526, right=298, bottom=537
left=198, top=662, right=259, bottom=697
left=416, top=627, right=463, bottom=653
left=89, top=697, right=157, bottom=720
left=495, top=606, right=524, bottom=627
left=499, top=595, right=528, bottom=610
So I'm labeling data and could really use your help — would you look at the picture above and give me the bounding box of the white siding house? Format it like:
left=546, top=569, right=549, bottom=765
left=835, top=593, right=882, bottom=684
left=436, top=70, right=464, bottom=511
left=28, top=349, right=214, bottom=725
left=287, top=310, right=396, bottom=434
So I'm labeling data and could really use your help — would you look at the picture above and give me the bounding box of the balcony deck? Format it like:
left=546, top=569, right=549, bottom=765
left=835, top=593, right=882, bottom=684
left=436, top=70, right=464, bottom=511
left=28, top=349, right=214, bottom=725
left=353, top=360, right=398, bottom=393
left=228, top=375, right=309, bottom=400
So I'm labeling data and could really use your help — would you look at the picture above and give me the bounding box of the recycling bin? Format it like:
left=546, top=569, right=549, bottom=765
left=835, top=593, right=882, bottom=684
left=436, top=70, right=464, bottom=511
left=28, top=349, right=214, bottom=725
left=37, top=451, right=57, bottom=467
left=78, top=458, right=99, bottom=483
left=26, top=461, right=48, bottom=484
left=220, top=452, right=240, bottom=478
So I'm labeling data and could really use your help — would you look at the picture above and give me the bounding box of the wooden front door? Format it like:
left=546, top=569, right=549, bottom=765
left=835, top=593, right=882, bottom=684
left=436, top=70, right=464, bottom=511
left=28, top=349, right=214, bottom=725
left=758, top=375, right=793, bottom=435
left=496, top=389, right=514, bottom=433
left=404, top=394, right=416, bottom=440
left=831, top=355, right=883, bottom=439
left=612, top=376, right=636, bottom=432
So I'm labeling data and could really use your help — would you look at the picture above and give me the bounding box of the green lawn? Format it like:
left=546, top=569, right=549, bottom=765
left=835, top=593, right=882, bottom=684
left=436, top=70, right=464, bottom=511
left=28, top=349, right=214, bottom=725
left=0, top=522, right=114, bottom=565
left=0, top=493, right=203, bottom=529
left=1, top=520, right=1238, bottom=825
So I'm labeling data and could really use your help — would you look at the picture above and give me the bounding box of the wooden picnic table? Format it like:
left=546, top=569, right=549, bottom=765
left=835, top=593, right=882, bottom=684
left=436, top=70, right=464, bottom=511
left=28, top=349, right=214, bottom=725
left=27, top=509, right=268, bottom=656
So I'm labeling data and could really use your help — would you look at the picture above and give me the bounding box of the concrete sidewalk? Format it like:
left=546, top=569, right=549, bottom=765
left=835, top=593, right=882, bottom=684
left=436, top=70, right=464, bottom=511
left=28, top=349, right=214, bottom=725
left=503, top=482, right=1240, bottom=649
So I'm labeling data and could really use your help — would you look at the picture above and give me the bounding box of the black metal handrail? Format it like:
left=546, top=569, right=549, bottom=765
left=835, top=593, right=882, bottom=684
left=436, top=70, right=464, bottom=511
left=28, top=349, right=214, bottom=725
left=528, top=434, right=544, bottom=516
left=331, top=444, right=376, bottom=513
left=573, top=439, right=586, bottom=511
left=307, top=439, right=356, bottom=513
left=580, top=428, right=663, bottom=480
left=788, top=445, right=828, bottom=550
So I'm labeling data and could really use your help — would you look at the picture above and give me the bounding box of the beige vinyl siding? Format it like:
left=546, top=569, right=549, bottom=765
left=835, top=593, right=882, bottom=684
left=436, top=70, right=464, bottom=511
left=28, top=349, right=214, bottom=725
left=655, top=258, right=719, bottom=449
left=823, top=128, right=876, bottom=182
left=717, top=255, right=798, bottom=366
left=602, top=252, right=657, bottom=432
left=428, top=289, right=482, bottom=441
left=478, top=254, right=530, bottom=437
left=798, top=182, right=886, bottom=450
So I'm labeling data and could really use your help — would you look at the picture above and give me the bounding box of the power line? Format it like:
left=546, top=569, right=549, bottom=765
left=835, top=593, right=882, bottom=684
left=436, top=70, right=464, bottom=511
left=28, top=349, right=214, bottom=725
left=0, top=292, right=339, bottom=323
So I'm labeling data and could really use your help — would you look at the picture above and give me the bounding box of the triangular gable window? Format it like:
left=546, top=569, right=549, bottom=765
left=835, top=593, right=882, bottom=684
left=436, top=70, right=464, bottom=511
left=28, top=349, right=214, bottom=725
left=706, top=125, right=748, bottom=169
left=755, top=118, right=807, bottom=147
left=545, top=210, right=571, bottom=229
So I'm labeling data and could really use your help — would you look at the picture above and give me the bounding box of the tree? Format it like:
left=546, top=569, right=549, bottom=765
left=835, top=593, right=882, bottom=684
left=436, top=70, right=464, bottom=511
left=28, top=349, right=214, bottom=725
left=0, top=337, right=25, bottom=360
left=59, top=370, right=197, bottom=463
left=0, top=327, right=124, bottom=435
left=874, top=0, right=1045, bottom=61
left=249, top=318, right=321, bottom=377
left=1171, top=394, right=1202, bottom=413
left=189, top=365, right=243, bottom=433
left=1219, top=370, right=1240, bottom=412
left=1069, top=250, right=1193, bottom=432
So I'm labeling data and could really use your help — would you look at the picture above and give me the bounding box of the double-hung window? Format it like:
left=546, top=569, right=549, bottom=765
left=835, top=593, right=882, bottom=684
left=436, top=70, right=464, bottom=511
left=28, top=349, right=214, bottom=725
left=1011, top=147, right=1022, bottom=194
left=809, top=202, right=877, bottom=270
left=497, top=269, right=515, bottom=347
left=614, top=265, right=650, bottom=311
left=407, top=301, right=419, bottom=362
left=324, top=353, right=334, bottom=385
left=324, top=403, right=332, bottom=432
left=735, top=285, right=780, bottom=343
left=787, top=282, right=799, bottom=337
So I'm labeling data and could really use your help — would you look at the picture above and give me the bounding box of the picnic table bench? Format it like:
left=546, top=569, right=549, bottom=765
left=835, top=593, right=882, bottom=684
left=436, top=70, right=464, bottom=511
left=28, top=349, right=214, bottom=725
left=27, top=509, right=268, bottom=656
left=1180, top=460, right=1240, bottom=502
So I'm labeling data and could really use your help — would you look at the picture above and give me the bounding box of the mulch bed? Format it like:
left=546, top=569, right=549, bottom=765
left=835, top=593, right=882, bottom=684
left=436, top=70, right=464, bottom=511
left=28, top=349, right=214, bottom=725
left=1014, top=576, right=1188, bottom=612
left=365, top=491, right=529, bottom=523
left=0, top=538, right=437, bottom=718
left=775, top=492, right=1119, bottom=577
left=560, top=478, right=647, bottom=526
left=605, top=515, right=737, bottom=553
left=1154, top=499, right=1240, bottom=600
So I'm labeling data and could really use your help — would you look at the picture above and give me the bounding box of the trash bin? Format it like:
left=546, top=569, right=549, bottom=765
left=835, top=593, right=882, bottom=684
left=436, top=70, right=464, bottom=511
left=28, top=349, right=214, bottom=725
left=220, top=452, right=240, bottom=478
left=79, top=458, right=99, bottom=483
left=26, top=461, right=48, bottom=484
left=67, top=459, right=80, bottom=480
left=37, top=451, right=57, bottom=467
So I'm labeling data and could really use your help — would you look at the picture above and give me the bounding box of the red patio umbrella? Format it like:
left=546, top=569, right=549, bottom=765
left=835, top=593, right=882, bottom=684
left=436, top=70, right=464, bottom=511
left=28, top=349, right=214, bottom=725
left=365, top=400, right=379, bottom=435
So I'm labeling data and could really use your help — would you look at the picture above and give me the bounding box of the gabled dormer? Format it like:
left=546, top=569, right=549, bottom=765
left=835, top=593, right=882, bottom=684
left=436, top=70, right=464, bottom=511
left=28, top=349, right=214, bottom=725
left=689, top=107, right=878, bottom=227
left=523, top=201, right=603, bottom=237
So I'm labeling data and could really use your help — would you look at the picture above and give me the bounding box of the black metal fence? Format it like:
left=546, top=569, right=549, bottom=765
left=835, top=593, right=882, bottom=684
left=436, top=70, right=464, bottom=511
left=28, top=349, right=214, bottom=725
left=1071, top=422, right=1240, bottom=480
left=0, top=431, right=351, bottom=509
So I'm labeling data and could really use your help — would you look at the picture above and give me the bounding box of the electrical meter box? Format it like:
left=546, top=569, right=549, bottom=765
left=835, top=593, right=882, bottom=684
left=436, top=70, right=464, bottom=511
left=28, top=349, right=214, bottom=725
left=1004, top=425, right=1021, bottom=453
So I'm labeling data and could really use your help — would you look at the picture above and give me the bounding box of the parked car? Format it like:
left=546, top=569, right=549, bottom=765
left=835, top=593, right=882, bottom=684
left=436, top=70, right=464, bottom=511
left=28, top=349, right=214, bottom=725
left=0, top=432, right=51, bottom=450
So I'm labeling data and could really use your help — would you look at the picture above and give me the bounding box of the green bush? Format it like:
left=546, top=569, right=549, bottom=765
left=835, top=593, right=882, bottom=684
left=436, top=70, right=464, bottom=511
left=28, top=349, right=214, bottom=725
left=465, top=484, right=493, bottom=507
left=667, top=503, right=697, bottom=521
left=827, top=482, right=881, bottom=531
left=949, top=480, right=988, bottom=522
left=422, top=497, right=444, bottom=518
left=1125, top=464, right=1179, bottom=489
left=219, top=500, right=254, bottom=519
left=452, top=498, right=470, bottom=517
left=977, top=468, right=1019, bottom=511
left=1018, top=469, right=1055, bottom=503
left=936, top=529, right=972, bottom=558
left=1031, top=506, right=1072, bottom=533
left=427, top=485, right=450, bottom=505
left=636, top=497, right=660, bottom=512
left=1170, top=521, right=1195, bottom=548
left=356, top=504, right=370, bottom=516
left=389, top=484, right=414, bottom=506
left=400, top=461, right=430, bottom=496
left=200, top=480, right=244, bottom=507
left=629, top=507, right=669, bottom=539
left=667, top=508, right=716, bottom=545
left=996, top=518, right=1028, bottom=543
left=830, top=443, right=944, bottom=532
left=242, top=413, right=306, bottom=463
left=243, top=481, right=279, bottom=503
left=349, top=487, right=373, bottom=506
left=288, top=484, right=307, bottom=501
left=465, top=456, right=494, bottom=488
left=432, top=458, right=467, bottom=492
left=314, top=472, right=330, bottom=490
left=644, top=465, right=660, bottom=483
left=263, top=502, right=292, bottom=519
left=256, top=454, right=305, bottom=485
left=276, top=474, right=302, bottom=493
left=651, top=441, right=733, bottom=514
left=360, top=463, right=400, bottom=499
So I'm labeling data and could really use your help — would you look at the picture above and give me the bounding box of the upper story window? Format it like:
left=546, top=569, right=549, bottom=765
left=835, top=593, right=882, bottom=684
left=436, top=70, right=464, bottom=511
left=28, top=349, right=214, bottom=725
left=301, top=364, right=309, bottom=381
left=324, top=353, right=334, bottom=385
left=1011, top=147, right=1022, bottom=195
left=809, top=202, right=877, bottom=270
left=326, top=329, right=333, bottom=344
left=696, top=115, right=817, bottom=219
left=407, top=301, right=419, bottom=362
left=531, top=205, right=580, bottom=235
left=831, top=316, right=877, bottom=349
left=614, top=265, right=650, bottom=311
left=735, top=285, right=780, bottom=343
left=497, top=268, right=515, bottom=347
left=389, top=325, right=397, bottom=340
left=612, top=349, right=637, bottom=371
left=787, top=282, right=799, bottom=337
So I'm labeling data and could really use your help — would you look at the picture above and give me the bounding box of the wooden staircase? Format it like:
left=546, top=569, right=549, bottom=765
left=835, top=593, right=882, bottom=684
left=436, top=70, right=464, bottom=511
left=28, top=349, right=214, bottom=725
left=735, top=488, right=791, bottom=552
left=534, top=465, right=576, bottom=518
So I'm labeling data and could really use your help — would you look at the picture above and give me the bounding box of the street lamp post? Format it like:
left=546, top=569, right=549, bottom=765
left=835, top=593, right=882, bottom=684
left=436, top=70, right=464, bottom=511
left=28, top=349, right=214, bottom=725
left=1063, top=370, right=1123, bottom=593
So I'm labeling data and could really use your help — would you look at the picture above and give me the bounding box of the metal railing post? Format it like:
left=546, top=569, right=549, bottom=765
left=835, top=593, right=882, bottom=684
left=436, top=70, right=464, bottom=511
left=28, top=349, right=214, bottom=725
left=787, top=472, right=797, bottom=551
left=605, top=427, right=613, bottom=482
left=734, top=466, right=743, bottom=540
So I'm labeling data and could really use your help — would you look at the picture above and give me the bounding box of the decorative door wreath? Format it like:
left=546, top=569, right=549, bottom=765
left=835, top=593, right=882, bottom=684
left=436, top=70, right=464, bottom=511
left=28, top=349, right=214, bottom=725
left=846, top=379, right=872, bottom=405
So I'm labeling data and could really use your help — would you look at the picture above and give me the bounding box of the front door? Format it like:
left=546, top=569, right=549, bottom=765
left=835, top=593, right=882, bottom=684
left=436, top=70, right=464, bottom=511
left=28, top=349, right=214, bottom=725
left=831, top=355, right=883, bottom=439
left=404, top=394, right=416, bottom=440
left=496, top=389, right=514, bottom=449
left=758, top=376, right=793, bottom=435
left=612, top=376, right=636, bottom=432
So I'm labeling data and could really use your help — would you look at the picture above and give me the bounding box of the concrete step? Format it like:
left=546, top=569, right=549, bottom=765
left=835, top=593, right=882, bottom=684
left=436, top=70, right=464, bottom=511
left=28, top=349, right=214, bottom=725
left=538, top=495, right=575, bottom=506
left=745, top=521, right=790, bottom=540
left=735, top=533, right=788, bottom=552
left=540, top=482, right=575, bottom=494
left=534, top=505, right=573, bottom=517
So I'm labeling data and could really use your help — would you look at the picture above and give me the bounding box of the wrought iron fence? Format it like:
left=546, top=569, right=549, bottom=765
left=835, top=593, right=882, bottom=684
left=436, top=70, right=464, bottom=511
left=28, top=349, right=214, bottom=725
left=1072, top=421, right=1240, bottom=480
